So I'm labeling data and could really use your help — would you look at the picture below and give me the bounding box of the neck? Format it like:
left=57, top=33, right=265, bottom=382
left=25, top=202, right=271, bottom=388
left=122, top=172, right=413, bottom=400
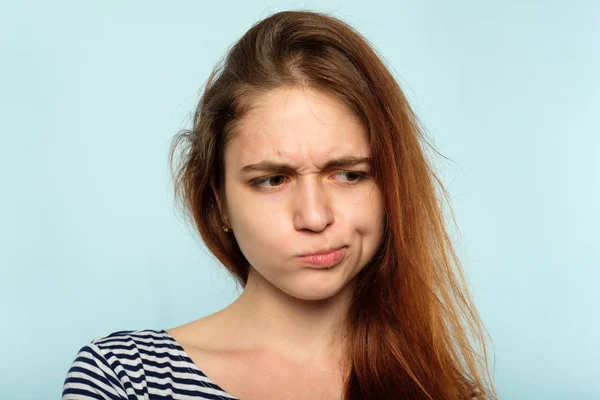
left=218, top=267, right=352, bottom=364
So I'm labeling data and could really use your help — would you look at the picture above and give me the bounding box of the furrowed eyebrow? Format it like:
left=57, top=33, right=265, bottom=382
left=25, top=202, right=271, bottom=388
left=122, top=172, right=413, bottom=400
left=240, top=156, right=371, bottom=175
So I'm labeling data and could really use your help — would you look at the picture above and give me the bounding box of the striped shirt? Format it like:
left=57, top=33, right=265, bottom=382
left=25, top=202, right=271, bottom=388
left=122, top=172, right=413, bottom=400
left=62, top=329, right=239, bottom=400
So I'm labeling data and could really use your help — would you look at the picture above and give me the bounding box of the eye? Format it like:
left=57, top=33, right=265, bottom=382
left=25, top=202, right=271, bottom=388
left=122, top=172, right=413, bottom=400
left=251, top=175, right=287, bottom=188
left=336, top=171, right=368, bottom=184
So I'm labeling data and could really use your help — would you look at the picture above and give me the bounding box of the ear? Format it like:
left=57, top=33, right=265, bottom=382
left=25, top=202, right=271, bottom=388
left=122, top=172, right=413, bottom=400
left=210, top=177, right=226, bottom=221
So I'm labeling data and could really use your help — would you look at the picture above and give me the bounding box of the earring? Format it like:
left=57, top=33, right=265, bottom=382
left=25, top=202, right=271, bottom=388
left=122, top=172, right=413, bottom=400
left=222, top=223, right=231, bottom=232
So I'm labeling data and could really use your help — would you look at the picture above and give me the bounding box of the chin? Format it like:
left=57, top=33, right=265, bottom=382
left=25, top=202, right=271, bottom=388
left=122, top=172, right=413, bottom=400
left=281, top=276, right=351, bottom=302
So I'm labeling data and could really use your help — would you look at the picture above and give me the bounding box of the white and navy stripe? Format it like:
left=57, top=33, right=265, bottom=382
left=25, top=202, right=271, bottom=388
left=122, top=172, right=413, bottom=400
left=62, top=329, right=239, bottom=400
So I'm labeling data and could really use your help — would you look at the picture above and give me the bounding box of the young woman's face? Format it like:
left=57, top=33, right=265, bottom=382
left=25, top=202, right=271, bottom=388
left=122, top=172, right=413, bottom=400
left=221, top=86, right=384, bottom=301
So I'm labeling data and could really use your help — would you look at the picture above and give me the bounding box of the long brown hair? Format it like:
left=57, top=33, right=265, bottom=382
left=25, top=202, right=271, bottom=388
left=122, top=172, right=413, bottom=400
left=169, top=10, right=496, bottom=400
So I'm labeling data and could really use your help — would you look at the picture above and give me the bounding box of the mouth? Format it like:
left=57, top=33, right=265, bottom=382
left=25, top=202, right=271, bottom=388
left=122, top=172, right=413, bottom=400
left=297, top=246, right=348, bottom=268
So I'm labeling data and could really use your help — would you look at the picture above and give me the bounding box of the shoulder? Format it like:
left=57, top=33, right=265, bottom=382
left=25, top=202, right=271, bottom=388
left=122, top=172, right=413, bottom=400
left=73, top=328, right=186, bottom=371
left=81, top=328, right=177, bottom=369
left=62, top=329, right=185, bottom=399
left=63, top=328, right=238, bottom=400
left=90, top=328, right=173, bottom=352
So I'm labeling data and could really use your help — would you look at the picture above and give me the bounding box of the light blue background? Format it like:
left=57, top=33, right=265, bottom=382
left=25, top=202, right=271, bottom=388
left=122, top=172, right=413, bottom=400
left=1, top=1, right=598, bottom=399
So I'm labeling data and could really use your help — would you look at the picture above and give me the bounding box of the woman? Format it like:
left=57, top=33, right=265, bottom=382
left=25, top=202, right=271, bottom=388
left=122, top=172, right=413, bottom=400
left=63, top=10, right=496, bottom=400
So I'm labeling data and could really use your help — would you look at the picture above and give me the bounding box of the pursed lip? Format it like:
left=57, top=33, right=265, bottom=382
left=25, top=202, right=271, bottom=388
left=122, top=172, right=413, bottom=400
left=296, top=246, right=348, bottom=268
left=298, top=245, right=347, bottom=257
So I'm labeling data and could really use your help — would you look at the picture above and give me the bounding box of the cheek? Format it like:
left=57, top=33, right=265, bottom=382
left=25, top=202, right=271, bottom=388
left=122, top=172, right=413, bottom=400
left=340, top=188, right=385, bottom=234
left=226, top=192, right=292, bottom=258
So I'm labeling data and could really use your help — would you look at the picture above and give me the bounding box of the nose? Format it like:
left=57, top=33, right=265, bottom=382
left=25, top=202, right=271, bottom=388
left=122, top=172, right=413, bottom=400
left=292, top=175, right=334, bottom=232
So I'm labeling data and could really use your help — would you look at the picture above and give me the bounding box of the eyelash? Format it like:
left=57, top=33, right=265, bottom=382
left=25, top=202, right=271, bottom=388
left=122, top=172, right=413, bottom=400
left=249, top=171, right=369, bottom=189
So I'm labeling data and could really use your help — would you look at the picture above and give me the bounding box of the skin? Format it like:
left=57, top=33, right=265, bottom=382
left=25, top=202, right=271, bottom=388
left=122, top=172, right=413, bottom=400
left=168, top=85, right=385, bottom=399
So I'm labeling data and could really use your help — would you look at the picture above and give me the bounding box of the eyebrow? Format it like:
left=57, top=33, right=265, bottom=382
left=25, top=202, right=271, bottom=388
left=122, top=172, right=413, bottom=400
left=240, top=155, right=371, bottom=175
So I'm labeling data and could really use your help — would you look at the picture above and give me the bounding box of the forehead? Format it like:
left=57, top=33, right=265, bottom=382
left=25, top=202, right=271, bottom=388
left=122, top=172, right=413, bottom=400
left=227, top=86, right=369, bottom=168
